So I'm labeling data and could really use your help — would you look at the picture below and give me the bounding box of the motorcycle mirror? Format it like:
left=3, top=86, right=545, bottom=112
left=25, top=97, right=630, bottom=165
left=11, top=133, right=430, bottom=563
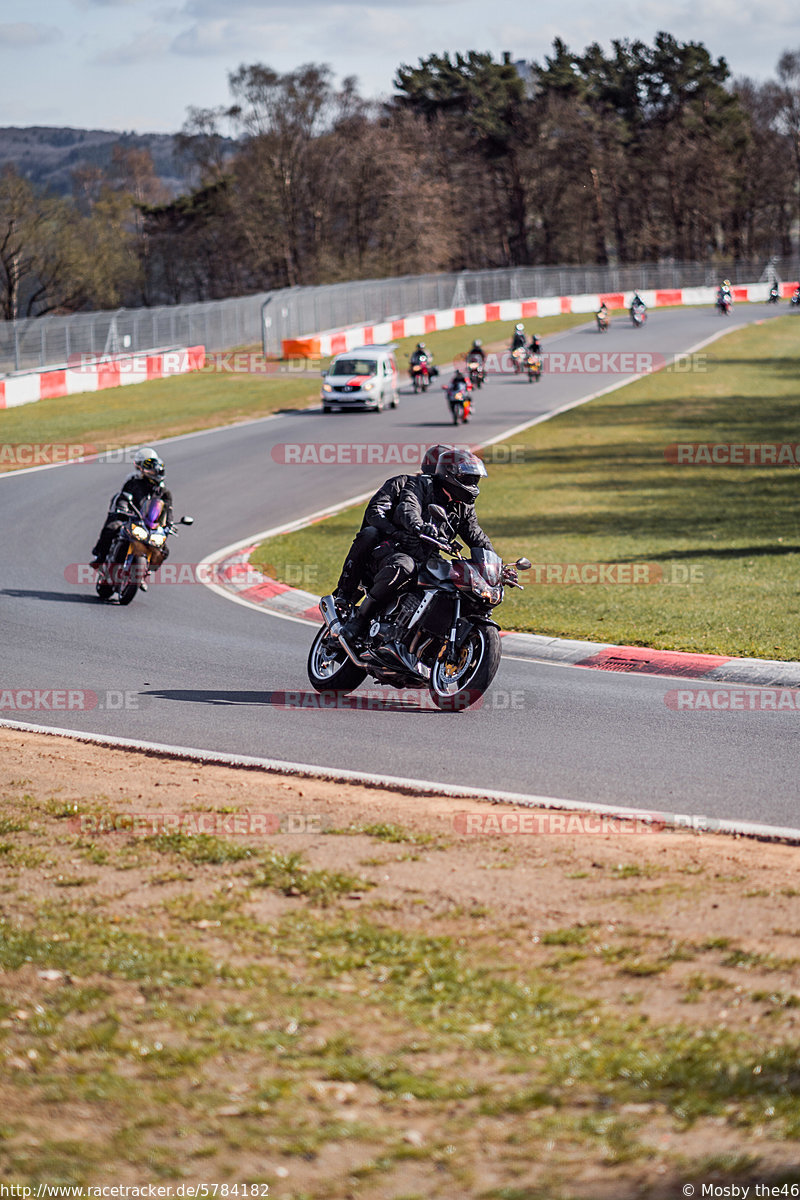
left=428, top=504, right=447, bottom=523
left=515, top=557, right=532, bottom=570
left=180, top=516, right=194, bottom=525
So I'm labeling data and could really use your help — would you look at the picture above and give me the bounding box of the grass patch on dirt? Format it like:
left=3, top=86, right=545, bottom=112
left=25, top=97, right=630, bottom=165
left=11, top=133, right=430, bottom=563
left=0, top=314, right=586, bottom=469
left=4, top=734, right=800, bottom=1195
left=251, top=314, right=800, bottom=659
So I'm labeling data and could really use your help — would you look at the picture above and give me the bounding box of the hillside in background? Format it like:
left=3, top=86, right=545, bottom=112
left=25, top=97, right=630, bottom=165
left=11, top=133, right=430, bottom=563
left=0, top=126, right=192, bottom=196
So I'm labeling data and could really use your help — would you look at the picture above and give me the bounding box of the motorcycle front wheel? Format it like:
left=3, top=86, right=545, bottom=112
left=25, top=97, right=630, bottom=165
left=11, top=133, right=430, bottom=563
left=428, top=625, right=501, bottom=711
left=118, top=554, right=146, bottom=606
left=307, top=626, right=367, bottom=694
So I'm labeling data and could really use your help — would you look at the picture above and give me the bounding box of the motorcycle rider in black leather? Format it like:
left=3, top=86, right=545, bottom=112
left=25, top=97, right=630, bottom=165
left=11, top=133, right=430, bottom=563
left=527, top=333, right=542, bottom=355
left=509, top=323, right=526, bottom=352
left=630, top=291, right=646, bottom=316
left=447, top=367, right=469, bottom=397
left=467, top=339, right=486, bottom=363
left=334, top=445, right=454, bottom=609
left=90, top=448, right=173, bottom=568
left=341, top=449, right=493, bottom=641
left=409, top=342, right=433, bottom=373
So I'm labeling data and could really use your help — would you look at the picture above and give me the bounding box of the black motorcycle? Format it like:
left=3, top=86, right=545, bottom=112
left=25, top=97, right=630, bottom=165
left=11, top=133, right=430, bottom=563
left=95, top=495, right=193, bottom=606
left=791, top=289, right=800, bottom=309
left=466, top=353, right=485, bottom=389
left=767, top=284, right=780, bottom=304
left=307, top=508, right=531, bottom=710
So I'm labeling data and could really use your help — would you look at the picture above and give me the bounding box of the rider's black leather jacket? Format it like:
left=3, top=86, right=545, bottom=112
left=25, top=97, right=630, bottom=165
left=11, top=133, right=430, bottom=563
left=107, top=475, right=174, bottom=525
left=392, top=475, right=495, bottom=561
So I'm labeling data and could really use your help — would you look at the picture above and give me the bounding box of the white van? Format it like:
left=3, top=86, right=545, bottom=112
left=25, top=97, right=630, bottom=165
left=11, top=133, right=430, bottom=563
left=321, top=345, right=399, bottom=413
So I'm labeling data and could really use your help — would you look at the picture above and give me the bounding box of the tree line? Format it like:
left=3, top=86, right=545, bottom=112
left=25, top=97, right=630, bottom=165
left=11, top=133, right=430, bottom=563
left=2, top=33, right=800, bottom=317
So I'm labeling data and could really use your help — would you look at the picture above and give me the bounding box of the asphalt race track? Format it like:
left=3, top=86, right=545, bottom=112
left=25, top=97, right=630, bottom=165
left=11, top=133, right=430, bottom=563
left=2, top=305, right=797, bottom=829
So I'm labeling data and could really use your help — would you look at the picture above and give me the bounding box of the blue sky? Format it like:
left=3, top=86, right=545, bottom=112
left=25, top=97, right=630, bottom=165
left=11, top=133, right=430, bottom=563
left=1, top=0, right=798, bottom=133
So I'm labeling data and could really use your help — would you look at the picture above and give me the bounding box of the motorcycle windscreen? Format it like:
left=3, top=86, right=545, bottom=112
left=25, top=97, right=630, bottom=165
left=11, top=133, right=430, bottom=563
left=143, top=496, right=165, bottom=529
left=469, top=548, right=503, bottom=586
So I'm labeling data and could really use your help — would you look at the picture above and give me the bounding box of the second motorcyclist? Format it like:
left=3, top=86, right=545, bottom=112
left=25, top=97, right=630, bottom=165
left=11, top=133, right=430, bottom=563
left=90, top=447, right=173, bottom=569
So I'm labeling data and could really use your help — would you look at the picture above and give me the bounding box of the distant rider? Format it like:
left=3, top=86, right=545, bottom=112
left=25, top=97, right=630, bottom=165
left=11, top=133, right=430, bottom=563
left=467, top=339, right=486, bottom=364
left=509, top=323, right=526, bottom=352
left=527, top=332, right=542, bottom=355
left=90, top=447, right=173, bottom=568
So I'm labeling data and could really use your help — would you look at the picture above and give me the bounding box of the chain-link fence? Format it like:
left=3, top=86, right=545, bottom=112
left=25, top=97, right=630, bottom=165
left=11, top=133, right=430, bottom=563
left=261, top=257, right=800, bottom=355
left=2, top=257, right=798, bottom=373
left=0, top=293, right=270, bottom=375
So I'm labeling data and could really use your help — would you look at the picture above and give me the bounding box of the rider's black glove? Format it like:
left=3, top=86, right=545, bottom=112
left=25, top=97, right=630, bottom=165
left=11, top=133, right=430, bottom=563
left=420, top=521, right=440, bottom=540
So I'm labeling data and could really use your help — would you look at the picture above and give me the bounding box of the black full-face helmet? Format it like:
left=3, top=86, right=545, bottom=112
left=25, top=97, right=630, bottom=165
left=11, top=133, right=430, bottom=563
left=420, top=443, right=455, bottom=475
left=434, top=448, right=488, bottom=502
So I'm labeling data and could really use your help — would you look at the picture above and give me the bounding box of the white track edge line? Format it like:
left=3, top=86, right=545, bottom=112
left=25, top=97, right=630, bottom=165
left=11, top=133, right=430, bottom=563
left=3, top=717, right=799, bottom=844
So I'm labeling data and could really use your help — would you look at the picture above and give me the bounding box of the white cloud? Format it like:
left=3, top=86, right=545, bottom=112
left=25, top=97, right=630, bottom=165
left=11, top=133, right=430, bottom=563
left=95, top=28, right=170, bottom=65
left=0, top=22, right=62, bottom=47
left=170, top=18, right=280, bottom=57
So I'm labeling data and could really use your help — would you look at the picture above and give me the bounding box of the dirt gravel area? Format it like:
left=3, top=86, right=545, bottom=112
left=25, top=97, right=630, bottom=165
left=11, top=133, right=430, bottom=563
left=2, top=725, right=800, bottom=1197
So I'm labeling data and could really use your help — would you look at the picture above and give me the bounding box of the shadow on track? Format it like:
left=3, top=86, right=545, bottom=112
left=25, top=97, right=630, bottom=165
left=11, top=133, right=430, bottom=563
left=1, top=588, right=99, bottom=605
left=145, top=688, right=437, bottom=713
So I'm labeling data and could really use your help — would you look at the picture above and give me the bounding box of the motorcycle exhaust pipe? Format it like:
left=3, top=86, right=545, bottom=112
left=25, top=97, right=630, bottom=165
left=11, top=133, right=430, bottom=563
left=319, top=594, right=369, bottom=669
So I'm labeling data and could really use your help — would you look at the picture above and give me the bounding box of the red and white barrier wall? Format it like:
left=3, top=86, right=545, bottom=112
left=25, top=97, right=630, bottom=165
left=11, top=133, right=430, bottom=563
left=0, top=345, right=205, bottom=410
left=282, top=282, right=799, bottom=358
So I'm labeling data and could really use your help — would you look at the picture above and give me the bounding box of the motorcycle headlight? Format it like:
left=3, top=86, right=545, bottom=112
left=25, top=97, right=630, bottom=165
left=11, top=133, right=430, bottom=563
left=131, top=524, right=147, bottom=539
left=151, top=531, right=166, bottom=546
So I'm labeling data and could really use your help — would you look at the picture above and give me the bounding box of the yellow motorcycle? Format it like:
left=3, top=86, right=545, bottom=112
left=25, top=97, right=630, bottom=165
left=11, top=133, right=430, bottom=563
left=95, top=496, right=193, bottom=606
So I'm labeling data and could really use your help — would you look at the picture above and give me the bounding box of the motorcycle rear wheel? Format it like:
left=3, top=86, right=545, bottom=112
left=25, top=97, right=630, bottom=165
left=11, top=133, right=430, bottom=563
left=428, top=625, right=501, bottom=711
left=307, top=626, right=367, bottom=694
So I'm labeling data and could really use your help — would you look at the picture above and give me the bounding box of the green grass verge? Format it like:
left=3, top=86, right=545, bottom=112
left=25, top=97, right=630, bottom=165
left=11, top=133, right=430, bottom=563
left=0, top=315, right=587, bottom=469
left=252, top=314, right=800, bottom=660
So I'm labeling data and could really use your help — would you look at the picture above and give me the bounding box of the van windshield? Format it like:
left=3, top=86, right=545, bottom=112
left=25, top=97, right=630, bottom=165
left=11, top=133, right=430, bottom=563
left=329, top=359, right=378, bottom=377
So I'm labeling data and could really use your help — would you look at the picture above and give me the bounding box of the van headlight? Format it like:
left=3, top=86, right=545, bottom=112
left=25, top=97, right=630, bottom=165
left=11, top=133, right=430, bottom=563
left=362, top=381, right=374, bottom=391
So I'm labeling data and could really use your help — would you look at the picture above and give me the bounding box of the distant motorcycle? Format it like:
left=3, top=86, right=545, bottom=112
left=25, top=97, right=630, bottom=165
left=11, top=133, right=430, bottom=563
left=767, top=283, right=780, bottom=304
left=716, top=291, right=732, bottom=316
left=445, top=379, right=471, bottom=425
left=308, top=506, right=532, bottom=711
left=409, top=357, right=432, bottom=392
left=95, top=495, right=193, bottom=606
left=525, top=350, right=543, bottom=382
left=510, top=345, right=527, bottom=374
left=596, top=310, right=610, bottom=332
left=630, top=305, right=647, bottom=328
left=791, top=288, right=800, bottom=309
left=466, top=352, right=485, bottom=389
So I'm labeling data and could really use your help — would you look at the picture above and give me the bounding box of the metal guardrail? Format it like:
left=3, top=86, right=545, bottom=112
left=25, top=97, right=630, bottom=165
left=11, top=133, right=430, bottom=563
left=1, top=257, right=797, bottom=372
